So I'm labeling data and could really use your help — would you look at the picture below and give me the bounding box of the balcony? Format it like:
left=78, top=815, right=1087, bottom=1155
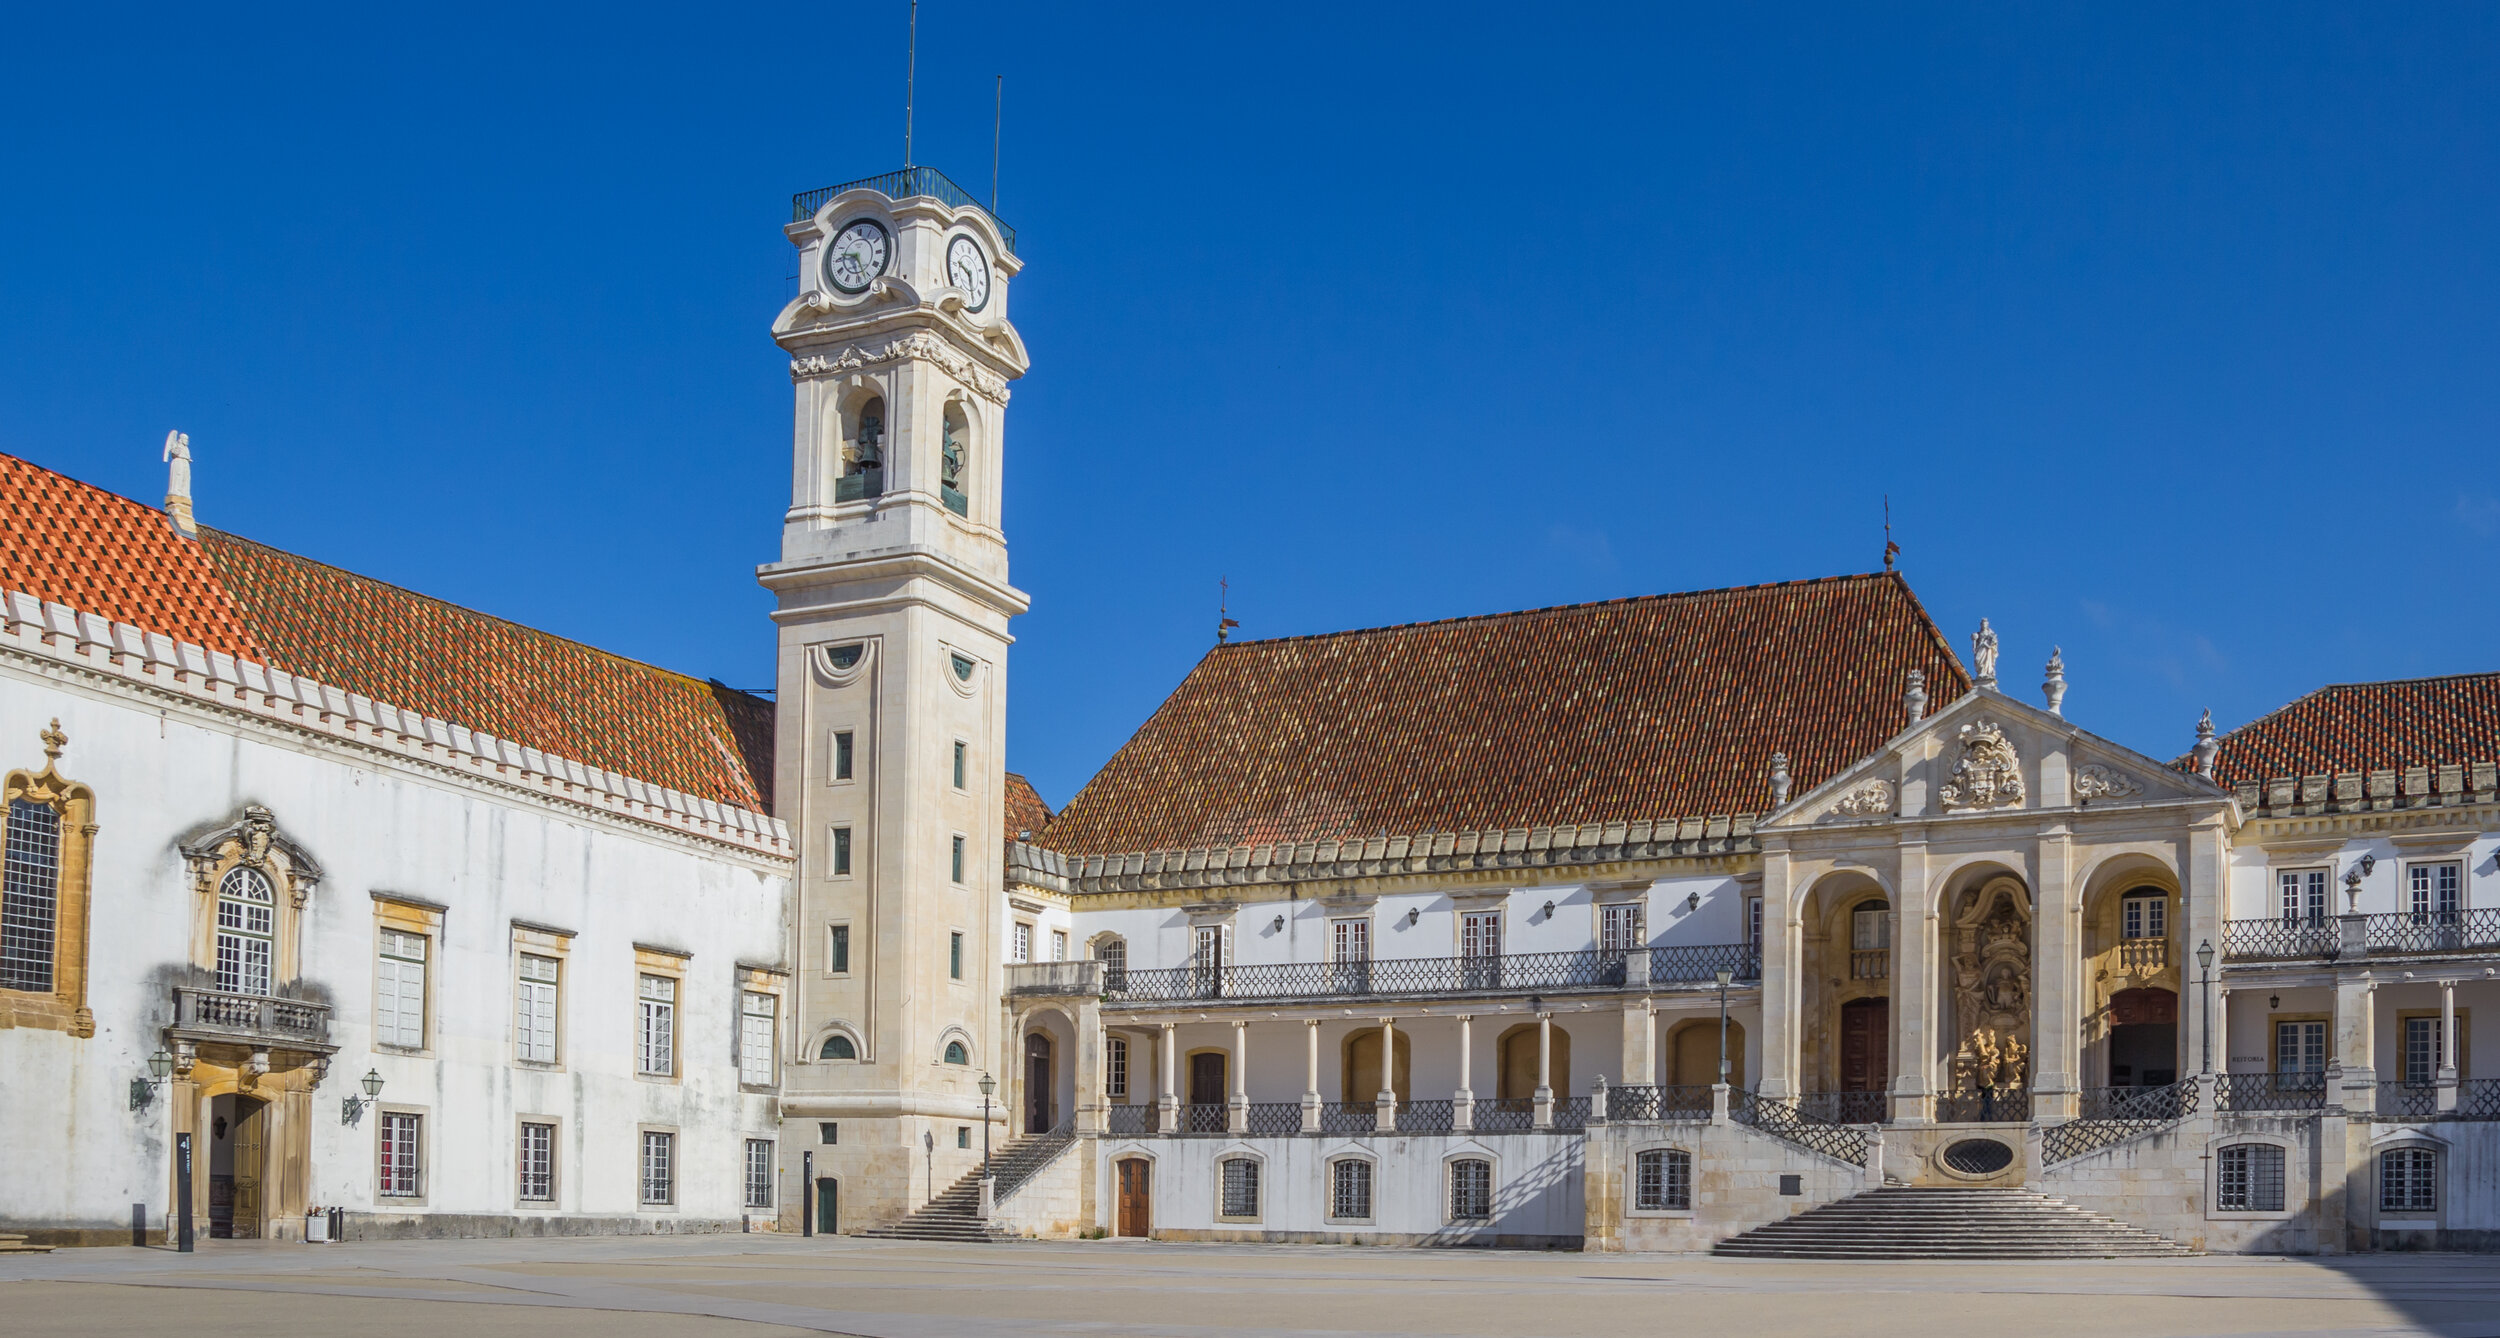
left=1848, top=950, right=1888, bottom=981
left=1086, top=944, right=1758, bottom=1006
left=168, top=987, right=335, bottom=1052
left=2116, top=937, right=2169, bottom=973
left=2222, top=908, right=2500, bottom=963
left=2365, top=908, right=2500, bottom=954
left=1005, top=959, right=1103, bottom=997
left=2221, top=917, right=2341, bottom=961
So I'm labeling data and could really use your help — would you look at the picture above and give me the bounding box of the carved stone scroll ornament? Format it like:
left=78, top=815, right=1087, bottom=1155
left=1937, top=721, right=2026, bottom=811
left=2072, top=764, right=2143, bottom=802
left=1828, top=779, right=1897, bottom=819
left=790, top=331, right=1011, bottom=404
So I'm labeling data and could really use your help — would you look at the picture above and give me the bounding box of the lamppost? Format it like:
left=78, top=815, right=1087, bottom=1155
left=2196, top=939, right=2216, bottom=1075
left=129, top=1048, right=173, bottom=1113
left=339, top=1069, right=385, bottom=1126
left=977, top=1071, right=996, bottom=1182
left=1714, top=968, right=1734, bottom=1085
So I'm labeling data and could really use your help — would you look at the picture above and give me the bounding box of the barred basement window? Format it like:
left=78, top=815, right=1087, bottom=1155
left=518, top=1121, right=555, bottom=1202
left=745, top=1138, right=775, bottom=1209
left=0, top=798, right=61, bottom=993
left=640, top=1130, right=676, bottom=1205
left=1449, top=1158, right=1493, bottom=1220
left=1220, top=1157, right=1260, bottom=1218
left=1330, top=1159, right=1373, bottom=1221
left=2217, top=1144, right=2283, bottom=1212
left=1636, top=1148, right=1692, bottom=1211
left=378, top=1112, right=422, bottom=1197
left=2380, top=1147, right=2437, bottom=1214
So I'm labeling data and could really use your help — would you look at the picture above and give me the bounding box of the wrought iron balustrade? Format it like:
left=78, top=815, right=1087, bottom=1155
left=1650, top=943, right=1763, bottom=983
left=1934, top=1089, right=2027, bottom=1123
left=2222, top=917, right=2339, bottom=961
left=1472, top=1098, right=1536, bottom=1133
left=2117, top=938, right=2169, bottom=972
left=1179, top=1103, right=1229, bottom=1134
left=1317, top=1101, right=1378, bottom=1134
left=791, top=167, right=1018, bottom=254
left=1243, top=1102, right=1305, bottom=1136
left=169, top=987, right=333, bottom=1048
left=1105, top=1103, right=1160, bottom=1136
left=2458, top=1079, right=2500, bottom=1121
left=1004, top=959, right=1102, bottom=997
left=1395, top=1099, right=1455, bottom=1133
left=2075, top=1082, right=2193, bottom=1123
left=2376, top=1082, right=2439, bottom=1121
left=1550, top=1096, right=1593, bottom=1132
left=2365, top=907, right=2500, bottom=954
left=1797, top=1091, right=1889, bottom=1125
left=2216, top=1071, right=2325, bottom=1112
left=1102, top=944, right=1755, bottom=1005
left=1730, top=1091, right=1870, bottom=1166
left=1606, top=1084, right=1714, bottom=1122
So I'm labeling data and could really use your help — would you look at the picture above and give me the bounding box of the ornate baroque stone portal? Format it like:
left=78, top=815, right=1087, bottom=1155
left=1949, top=878, right=2033, bottom=1111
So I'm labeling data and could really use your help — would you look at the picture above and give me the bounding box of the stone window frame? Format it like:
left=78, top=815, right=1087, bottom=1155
left=637, top=1124, right=680, bottom=1211
left=1323, top=1150, right=1378, bottom=1226
left=372, top=895, right=444, bottom=1058
left=633, top=945, right=691, bottom=1083
left=825, top=920, right=853, bottom=975
left=0, top=720, right=96, bottom=1036
left=1443, top=1146, right=1500, bottom=1224
left=2393, top=1009, right=2469, bottom=1085
left=2207, top=1133, right=2298, bottom=1221
left=511, top=920, right=575, bottom=1071
left=1625, top=1141, right=1696, bottom=1218
left=514, top=1113, right=562, bottom=1210
left=735, top=963, right=788, bottom=1093
left=936, top=1025, right=978, bottom=1069
left=375, top=1103, right=431, bottom=1206
left=2373, top=1136, right=2445, bottom=1222
left=1214, top=1146, right=1265, bottom=1223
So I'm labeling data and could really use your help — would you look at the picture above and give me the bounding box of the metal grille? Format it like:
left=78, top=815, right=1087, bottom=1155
left=378, top=1112, right=421, bottom=1197
left=640, top=1130, right=674, bottom=1205
left=1106, top=1103, right=1158, bottom=1136
left=1943, top=1138, right=2014, bottom=1174
left=2217, top=1072, right=2325, bottom=1112
left=1243, top=1102, right=1304, bottom=1136
left=1220, top=1157, right=1259, bottom=1217
left=1102, top=944, right=1753, bottom=1004
left=1608, top=1084, right=1715, bottom=1122
left=2376, top=1081, right=2438, bottom=1121
left=1730, top=1091, right=1870, bottom=1166
left=518, top=1122, right=554, bottom=1201
left=1395, top=1099, right=1454, bottom=1133
left=1551, top=1096, right=1592, bottom=1132
left=1635, top=1148, right=1691, bottom=1211
left=2378, top=1146, right=2437, bottom=1213
left=1450, top=1157, right=1493, bottom=1219
left=2217, top=1143, right=2283, bottom=1212
left=1317, top=1101, right=1378, bottom=1134
left=0, top=799, right=60, bottom=992
left=744, top=1139, right=775, bottom=1209
left=2222, top=916, right=2338, bottom=961
left=1650, top=943, right=1762, bottom=984
left=1182, top=1103, right=1228, bottom=1134
left=791, top=167, right=1018, bottom=254
left=1934, top=1090, right=2025, bottom=1123
left=2367, top=907, right=2500, bottom=954
left=1472, top=1098, right=1535, bottom=1132
left=2458, top=1078, right=2500, bottom=1121
left=2043, top=1082, right=2198, bottom=1164
left=1797, top=1092, right=1889, bottom=1124
left=1330, top=1159, right=1373, bottom=1221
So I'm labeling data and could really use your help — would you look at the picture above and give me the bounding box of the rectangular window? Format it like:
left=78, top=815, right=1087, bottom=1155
left=1106, top=1036, right=1129, bottom=1098
left=640, top=1130, right=674, bottom=1205
left=949, top=931, right=964, bottom=980
left=2276, top=1020, right=2326, bottom=1075
left=2410, top=862, right=2463, bottom=920
left=819, top=1121, right=839, bottom=1145
left=1331, top=917, right=1371, bottom=962
left=518, top=1121, right=555, bottom=1202
left=1450, top=1158, right=1493, bottom=1220
left=2217, top=1144, right=2284, bottom=1212
left=1221, top=1158, right=1260, bottom=1218
left=1636, top=1148, right=1692, bottom=1211
left=828, top=924, right=851, bottom=974
left=1096, top=937, right=1127, bottom=990
left=832, top=730, right=854, bottom=781
left=2403, top=1016, right=2446, bottom=1086
left=378, top=1112, right=422, bottom=1197
left=2279, top=868, right=2328, bottom=923
left=956, top=1126, right=970, bottom=1149
left=376, top=930, right=428, bottom=1049
left=951, top=835, right=966, bottom=884
left=740, top=991, right=777, bottom=1087
left=744, top=1138, right=775, bottom=1209
left=2380, top=1147, right=2437, bottom=1214
left=831, top=826, right=852, bottom=876
left=638, top=975, right=676, bottom=1076
left=1600, top=902, right=1645, bottom=953
left=1849, top=905, right=1889, bottom=951
left=1461, top=910, right=1502, bottom=958
left=1193, top=924, right=1232, bottom=970
left=516, top=953, right=560, bottom=1063
left=2122, top=895, right=2167, bottom=941
left=1013, top=922, right=1033, bottom=963
left=1330, top=1159, right=1373, bottom=1220
left=0, top=798, right=61, bottom=993
left=952, top=740, right=967, bottom=790
left=1748, top=896, right=1764, bottom=948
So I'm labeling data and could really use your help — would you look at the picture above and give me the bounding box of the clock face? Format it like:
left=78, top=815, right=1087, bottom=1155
left=946, top=234, right=992, bottom=312
left=824, top=218, right=890, bottom=294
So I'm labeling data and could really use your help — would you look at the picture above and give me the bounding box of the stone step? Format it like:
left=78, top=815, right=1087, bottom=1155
left=0, top=1234, right=55, bottom=1255
left=1711, top=1188, right=2195, bottom=1260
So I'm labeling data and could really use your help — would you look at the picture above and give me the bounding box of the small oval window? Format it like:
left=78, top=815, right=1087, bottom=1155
left=820, top=1035, right=856, bottom=1060
left=950, top=653, right=975, bottom=682
left=1943, top=1138, right=2014, bottom=1175
left=827, top=644, right=863, bottom=670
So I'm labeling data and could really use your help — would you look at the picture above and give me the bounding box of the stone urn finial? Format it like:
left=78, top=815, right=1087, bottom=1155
left=2042, top=647, right=2066, bottom=717
left=2192, top=709, right=2220, bottom=779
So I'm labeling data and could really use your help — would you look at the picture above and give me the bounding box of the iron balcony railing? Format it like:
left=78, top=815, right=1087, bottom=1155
left=2376, top=1081, right=2439, bottom=1121
left=1243, top=1102, right=1305, bottom=1136
left=1472, top=1098, right=1536, bottom=1133
left=1178, top=1102, right=1229, bottom=1134
left=2460, top=1079, right=2500, bottom=1121
left=1395, top=1099, right=1455, bottom=1134
left=1731, top=1091, right=1870, bottom=1166
left=1317, top=1101, right=1377, bottom=1135
left=1605, top=1084, right=1715, bottom=1122
left=169, top=987, right=333, bottom=1049
left=1551, top=1096, right=1593, bottom=1133
left=2222, top=917, right=2341, bottom=961
left=1099, top=944, right=1757, bottom=1005
left=1105, top=1103, right=1159, bottom=1136
left=1797, top=1092, right=1889, bottom=1125
left=2365, top=907, right=2500, bottom=954
left=790, top=166, right=1018, bottom=254
left=2217, top=1071, right=2326, bottom=1112
left=1934, top=1090, right=2028, bottom=1123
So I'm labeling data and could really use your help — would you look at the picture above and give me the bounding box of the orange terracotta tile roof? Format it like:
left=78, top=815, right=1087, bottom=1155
left=1005, top=772, right=1053, bottom=839
left=0, top=452, right=774, bottom=814
left=1039, top=572, right=1967, bottom=856
left=2202, top=672, right=2500, bottom=785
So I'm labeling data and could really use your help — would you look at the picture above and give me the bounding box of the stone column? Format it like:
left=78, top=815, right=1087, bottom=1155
left=1891, top=833, right=1935, bottom=1124
left=2437, top=980, right=2460, bottom=1113
left=2332, top=974, right=2377, bottom=1115
left=1302, top=1018, right=1323, bottom=1133
left=1532, top=1011, right=1555, bottom=1128
left=1621, top=1000, right=1652, bottom=1087
left=1157, top=1021, right=1179, bottom=1127
left=1758, top=848, right=1798, bottom=1098
left=1228, top=1019, right=1249, bottom=1134
left=1375, top=1016, right=1400, bottom=1128
left=2180, top=818, right=2229, bottom=1086
left=1075, top=998, right=1107, bottom=1136
left=2030, top=821, right=2079, bottom=1121
left=1452, top=1014, right=1475, bottom=1131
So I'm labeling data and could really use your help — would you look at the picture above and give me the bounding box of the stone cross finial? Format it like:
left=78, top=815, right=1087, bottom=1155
left=2192, top=709, right=2220, bottom=779
left=2042, top=647, right=2066, bottom=717
left=163, top=430, right=196, bottom=540
left=1971, top=618, right=1999, bottom=689
left=1904, top=669, right=1927, bottom=725
left=1769, top=751, right=1792, bottom=806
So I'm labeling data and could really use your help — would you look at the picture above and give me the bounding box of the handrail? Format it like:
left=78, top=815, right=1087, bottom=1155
left=2042, top=1082, right=2195, bottom=1163
left=1606, top=1084, right=1714, bottom=1121
left=1730, top=1090, right=1869, bottom=1166
left=790, top=167, right=1017, bottom=254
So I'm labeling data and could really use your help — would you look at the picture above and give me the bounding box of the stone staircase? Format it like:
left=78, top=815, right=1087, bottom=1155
left=0, top=1234, right=55, bottom=1254
left=1711, top=1187, right=2196, bottom=1259
left=852, top=1128, right=1075, bottom=1242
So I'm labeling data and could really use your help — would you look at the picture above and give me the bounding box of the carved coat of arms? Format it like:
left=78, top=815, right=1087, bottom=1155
left=1938, top=721, right=2025, bottom=811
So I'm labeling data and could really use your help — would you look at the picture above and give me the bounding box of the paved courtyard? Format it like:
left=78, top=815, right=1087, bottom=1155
left=3, top=1235, right=2497, bottom=1338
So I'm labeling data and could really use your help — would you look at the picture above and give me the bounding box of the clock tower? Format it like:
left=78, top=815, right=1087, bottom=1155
left=764, top=168, right=1028, bottom=1229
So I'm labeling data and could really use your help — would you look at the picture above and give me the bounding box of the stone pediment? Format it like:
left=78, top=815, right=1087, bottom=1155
left=1764, top=687, right=2226, bottom=828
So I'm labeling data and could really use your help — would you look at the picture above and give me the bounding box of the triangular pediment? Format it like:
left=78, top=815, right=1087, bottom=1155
left=1764, top=686, right=2228, bottom=829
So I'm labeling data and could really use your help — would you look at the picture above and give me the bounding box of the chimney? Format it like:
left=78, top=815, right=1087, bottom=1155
left=163, top=431, right=196, bottom=539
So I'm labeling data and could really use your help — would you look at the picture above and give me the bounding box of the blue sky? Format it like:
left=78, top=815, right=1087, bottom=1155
left=3, top=5, right=2496, bottom=809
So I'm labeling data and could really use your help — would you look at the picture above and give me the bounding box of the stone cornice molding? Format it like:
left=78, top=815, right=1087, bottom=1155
left=758, top=550, right=1031, bottom=621
left=786, top=328, right=1013, bottom=404
left=0, top=587, right=793, bottom=867
left=2225, top=762, right=2497, bottom=820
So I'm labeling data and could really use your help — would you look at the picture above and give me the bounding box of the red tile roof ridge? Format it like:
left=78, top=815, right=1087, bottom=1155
left=1213, top=570, right=1920, bottom=650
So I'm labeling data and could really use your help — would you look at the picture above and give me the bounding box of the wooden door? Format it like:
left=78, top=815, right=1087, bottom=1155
left=230, top=1096, right=267, bottom=1239
left=1025, top=1032, right=1055, bottom=1132
left=1839, top=999, right=1889, bottom=1092
left=1115, top=1158, right=1151, bottom=1237
left=1187, top=1051, right=1226, bottom=1131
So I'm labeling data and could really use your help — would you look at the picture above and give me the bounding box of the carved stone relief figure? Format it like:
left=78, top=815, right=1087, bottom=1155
left=1948, top=879, right=2034, bottom=1109
left=1938, top=721, right=2026, bottom=811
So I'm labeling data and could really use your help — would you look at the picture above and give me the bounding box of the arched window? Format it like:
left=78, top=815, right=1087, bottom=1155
left=1449, top=1158, right=1493, bottom=1221
left=939, top=404, right=969, bottom=517
left=820, top=1034, right=857, bottom=1061
left=2217, top=1143, right=2284, bottom=1212
left=1219, top=1156, right=1260, bottom=1219
left=1635, top=1148, right=1692, bottom=1211
left=1095, top=936, right=1127, bottom=992
left=215, top=867, right=276, bottom=996
left=943, top=1039, right=970, bottom=1066
left=2380, top=1147, right=2438, bottom=1214
left=839, top=398, right=885, bottom=501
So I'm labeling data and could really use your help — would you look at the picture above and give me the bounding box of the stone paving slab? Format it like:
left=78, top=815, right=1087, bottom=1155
left=3, top=1236, right=2497, bottom=1338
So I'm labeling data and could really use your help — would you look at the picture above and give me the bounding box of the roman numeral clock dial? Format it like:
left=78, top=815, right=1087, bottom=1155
left=825, top=218, right=890, bottom=294
left=946, top=234, right=991, bottom=312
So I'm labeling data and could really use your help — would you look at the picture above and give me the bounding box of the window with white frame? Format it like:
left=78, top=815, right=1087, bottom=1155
left=2380, top=1147, right=2437, bottom=1214
left=1449, top=1158, right=1492, bottom=1220
left=1095, top=935, right=1127, bottom=989
left=1600, top=902, right=1644, bottom=954
left=518, top=1120, right=555, bottom=1202
left=1012, top=922, right=1032, bottom=963
left=1193, top=924, right=1231, bottom=971
left=516, top=953, right=559, bottom=1063
left=2217, top=1143, right=2284, bottom=1212
left=1635, top=1148, right=1691, bottom=1211
left=744, top=1138, right=775, bottom=1209
left=2276, top=1019, right=2326, bottom=1076
left=2121, top=893, right=2167, bottom=940
left=1220, top=1157, right=1260, bottom=1218
left=1849, top=902, right=1890, bottom=951
left=1050, top=929, right=1067, bottom=961
left=1330, top=917, right=1371, bottom=962
left=640, top=1130, right=675, bottom=1205
left=378, top=1111, right=421, bottom=1197
left=2279, top=868, right=2328, bottom=924
left=739, top=991, right=777, bottom=1087
left=637, top=975, right=676, bottom=1076
left=375, top=929, right=427, bottom=1048
left=215, top=867, right=275, bottom=996
left=2403, top=1016, right=2446, bottom=1086
left=1106, top=1035, right=1129, bottom=1097
left=1330, top=1158, right=1373, bottom=1220
left=2410, top=862, right=2463, bottom=921
left=1461, top=909, right=1502, bottom=958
